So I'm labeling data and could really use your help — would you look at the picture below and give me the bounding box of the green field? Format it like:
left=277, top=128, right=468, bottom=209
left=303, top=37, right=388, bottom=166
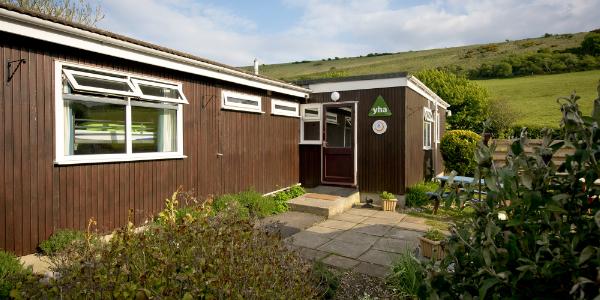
left=477, top=70, right=600, bottom=127
left=248, top=33, right=586, bottom=82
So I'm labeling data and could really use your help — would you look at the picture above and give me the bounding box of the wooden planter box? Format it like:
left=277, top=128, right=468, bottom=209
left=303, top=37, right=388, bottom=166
left=418, top=236, right=445, bottom=260
left=382, top=199, right=397, bottom=211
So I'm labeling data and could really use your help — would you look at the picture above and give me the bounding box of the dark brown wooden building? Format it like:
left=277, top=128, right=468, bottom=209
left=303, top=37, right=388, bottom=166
left=297, top=74, right=449, bottom=197
left=0, top=4, right=448, bottom=255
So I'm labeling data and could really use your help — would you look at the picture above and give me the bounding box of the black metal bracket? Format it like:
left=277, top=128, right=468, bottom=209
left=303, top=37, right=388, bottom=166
left=7, top=59, right=26, bottom=83
left=202, top=94, right=215, bottom=109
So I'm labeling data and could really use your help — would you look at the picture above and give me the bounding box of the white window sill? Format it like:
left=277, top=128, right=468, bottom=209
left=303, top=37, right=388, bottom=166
left=272, top=113, right=300, bottom=118
left=423, top=146, right=432, bottom=150
left=221, top=107, right=265, bottom=114
left=55, top=154, right=187, bottom=165
left=300, top=141, right=322, bottom=145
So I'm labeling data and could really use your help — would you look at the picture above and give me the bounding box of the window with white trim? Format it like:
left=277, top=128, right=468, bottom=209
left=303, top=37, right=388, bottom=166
left=326, top=112, right=338, bottom=124
left=300, top=104, right=322, bottom=144
left=271, top=99, right=299, bottom=117
left=435, top=111, right=440, bottom=143
left=56, top=63, right=186, bottom=164
left=221, top=90, right=262, bottom=113
left=423, top=107, right=433, bottom=150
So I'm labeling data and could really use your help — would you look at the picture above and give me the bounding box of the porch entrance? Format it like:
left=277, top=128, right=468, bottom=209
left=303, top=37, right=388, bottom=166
left=322, top=103, right=356, bottom=186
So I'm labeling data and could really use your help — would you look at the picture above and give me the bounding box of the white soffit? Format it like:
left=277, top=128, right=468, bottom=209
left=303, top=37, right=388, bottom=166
left=0, top=8, right=310, bottom=98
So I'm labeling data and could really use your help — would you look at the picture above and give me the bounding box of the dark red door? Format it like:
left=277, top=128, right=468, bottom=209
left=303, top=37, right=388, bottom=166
left=322, top=103, right=355, bottom=185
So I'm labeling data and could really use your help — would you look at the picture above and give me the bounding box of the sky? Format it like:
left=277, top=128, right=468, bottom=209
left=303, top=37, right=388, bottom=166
left=99, top=0, right=600, bottom=67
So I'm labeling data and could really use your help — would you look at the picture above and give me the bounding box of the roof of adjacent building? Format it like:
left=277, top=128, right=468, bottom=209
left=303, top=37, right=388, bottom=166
left=295, top=72, right=410, bottom=85
left=0, top=3, right=310, bottom=97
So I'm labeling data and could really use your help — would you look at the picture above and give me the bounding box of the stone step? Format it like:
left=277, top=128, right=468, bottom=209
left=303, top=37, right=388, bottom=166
left=288, top=186, right=360, bottom=218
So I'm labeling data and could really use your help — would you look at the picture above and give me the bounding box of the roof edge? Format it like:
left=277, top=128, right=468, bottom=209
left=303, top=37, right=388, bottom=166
left=0, top=4, right=310, bottom=97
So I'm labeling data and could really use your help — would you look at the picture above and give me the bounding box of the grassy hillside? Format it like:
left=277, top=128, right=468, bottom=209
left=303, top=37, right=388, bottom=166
left=250, top=33, right=587, bottom=82
left=477, top=70, right=600, bottom=128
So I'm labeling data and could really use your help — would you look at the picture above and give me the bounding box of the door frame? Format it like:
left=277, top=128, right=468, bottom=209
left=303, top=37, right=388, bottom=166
left=321, top=101, right=358, bottom=186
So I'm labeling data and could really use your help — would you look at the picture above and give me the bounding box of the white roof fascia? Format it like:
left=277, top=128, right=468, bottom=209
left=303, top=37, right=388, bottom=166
left=407, top=75, right=450, bottom=109
left=0, top=8, right=310, bottom=98
left=308, top=77, right=408, bottom=93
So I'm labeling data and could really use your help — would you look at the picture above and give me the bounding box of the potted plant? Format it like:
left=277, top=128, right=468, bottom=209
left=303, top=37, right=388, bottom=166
left=380, top=191, right=397, bottom=211
left=418, top=229, right=446, bottom=260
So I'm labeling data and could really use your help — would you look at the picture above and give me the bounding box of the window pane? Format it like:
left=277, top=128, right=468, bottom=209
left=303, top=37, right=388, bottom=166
left=132, top=106, right=177, bottom=153
left=303, top=122, right=320, bottom=141
left=304, top=108, right=319, bottom=118
left=139, top=84, right=180, bottom=99
left=275, top=104, right=296, bottom=112
left=73, top=74, right=132, bottom=92
left=325, top=108, right=351, bottom=148
left=64, top=100, right=126, bottom=155
left=228, top=97, right=259, bottom=106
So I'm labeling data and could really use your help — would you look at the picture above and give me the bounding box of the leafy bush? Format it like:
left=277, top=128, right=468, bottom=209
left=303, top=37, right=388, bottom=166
left=581, top=32, right=600, bottom=56
left=486, top=98, right=522, bottom=138
left=506, top=124, right=562, bottom=139
left=406, top=181, right=439, bottom=207
left=440, top=130, right=481, bottom=175
left=387, top=252, right=424, bottom=298
left=0, top=250, right=29, bottom=298
left=312, top=261, right=340, bottom=299
left=420, top=87, right=600, bottom=299
left=423, top=229, right=445, bottom=241
left=14, top=198, right=318, bottom=299
left=415, top=69, right=489, bottom=132
left=213, top=186, right=305, bottom=218
left=38, top=229, right=85, bottom=256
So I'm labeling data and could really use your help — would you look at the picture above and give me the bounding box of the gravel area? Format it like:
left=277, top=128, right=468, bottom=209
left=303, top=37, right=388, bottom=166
left=334, top=269, right=396, bottom=300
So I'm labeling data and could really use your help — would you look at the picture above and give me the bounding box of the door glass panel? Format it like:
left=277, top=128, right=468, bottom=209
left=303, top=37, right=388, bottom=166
left=325, top=107, right=352, bottom=148
left=303, top=121, right=320, bottom=141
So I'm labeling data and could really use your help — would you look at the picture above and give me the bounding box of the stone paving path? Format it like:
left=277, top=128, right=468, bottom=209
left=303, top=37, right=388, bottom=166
left=286, top=208, right=432, bottom=278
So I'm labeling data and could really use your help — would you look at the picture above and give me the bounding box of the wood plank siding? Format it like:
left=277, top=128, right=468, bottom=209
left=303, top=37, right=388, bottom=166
left=0, top=32, right=300, bottom=255
left=304, top=87, right=406, bottom=194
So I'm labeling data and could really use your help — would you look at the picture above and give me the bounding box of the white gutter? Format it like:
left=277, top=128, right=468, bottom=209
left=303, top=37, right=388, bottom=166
left=407, top=75, right=450, bottom=109
left=0, top=8, right=311, bottom=98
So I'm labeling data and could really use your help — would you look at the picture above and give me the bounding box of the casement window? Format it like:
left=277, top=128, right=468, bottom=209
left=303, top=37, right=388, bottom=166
left=423, top=107, right=434, bottom=150
left=300, top=104, right=322, bottom=144
left=271, top=99, right=299, bottom=117
left=435, top=111, right=440, bottom=143
left=55, top=62, right=186, bottom=165
left=221, top=90, right=263, bottom=113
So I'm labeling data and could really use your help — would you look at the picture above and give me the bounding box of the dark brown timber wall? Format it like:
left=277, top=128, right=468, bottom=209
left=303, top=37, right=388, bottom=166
left=0, top=32, right=300, bottom=255
left=304, top=87, right=406, bottom=194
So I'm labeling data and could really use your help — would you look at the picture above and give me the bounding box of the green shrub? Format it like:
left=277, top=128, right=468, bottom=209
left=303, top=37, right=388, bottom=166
left=420, top=88, right=600, bottom=299
left=39, top=229, right=85, bottom=256
left=0, top=250, right=29, bottom=298
left=406, top=181, right=439, bottom=207
left=213, top=186, right=305, bottom=218
left=423, top=229, right=445, bottom=241
left=387, top=252, right=424, bottom=299
left=312, top=261, right=340, bottom=299
left=286, top=185, right=306, bottom=199
left=440, top=130, right=480, bottom=176
left=14, top=202, right=318, bottom=299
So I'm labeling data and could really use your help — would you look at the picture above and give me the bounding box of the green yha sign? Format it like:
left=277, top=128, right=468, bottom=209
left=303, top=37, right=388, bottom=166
left=368, top=95, right=392, bottom=117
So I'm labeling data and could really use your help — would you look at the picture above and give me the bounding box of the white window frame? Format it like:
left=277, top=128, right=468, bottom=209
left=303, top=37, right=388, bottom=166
left=55, top=61, right=186, bottom=165
left=435, top=111, right=440, bottom=143
left=131, top=78, right=188, bottom=104
left=221, top=90, right=263, bottom=113
left=271, top=99, right=299, bottom=117
left=63, top=68, right=138, bottom=97
left=423, top=107, right=433, bottom=150
left=300, top=103, right=322, bottom=145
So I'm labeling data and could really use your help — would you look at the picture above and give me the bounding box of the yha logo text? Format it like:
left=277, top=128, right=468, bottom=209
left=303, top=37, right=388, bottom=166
left=371, top=107, right=388, bottom=114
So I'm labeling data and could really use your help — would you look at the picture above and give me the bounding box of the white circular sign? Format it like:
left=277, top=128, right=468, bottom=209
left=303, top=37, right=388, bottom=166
left=372, top=120, right=387, bottom=135
left=331, top=91, right=340, bottom=101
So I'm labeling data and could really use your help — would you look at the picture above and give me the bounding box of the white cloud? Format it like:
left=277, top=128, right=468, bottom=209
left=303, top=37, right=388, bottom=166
left=99, top=0, right=600, bottom=66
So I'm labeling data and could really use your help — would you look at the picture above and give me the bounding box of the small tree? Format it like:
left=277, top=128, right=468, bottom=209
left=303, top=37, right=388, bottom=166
left=440, top=130, right=481, bottom=176
left=581, top=32, right=600, bottom=57
left=1, top=0, right=104, bottom=26
left=415, top=69, right=489, bottom=132
left=486, top=98, right=522, bottom=138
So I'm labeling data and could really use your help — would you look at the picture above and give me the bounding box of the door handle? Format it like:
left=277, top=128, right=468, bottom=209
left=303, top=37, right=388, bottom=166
left=216, top=153, right=223, bottom=157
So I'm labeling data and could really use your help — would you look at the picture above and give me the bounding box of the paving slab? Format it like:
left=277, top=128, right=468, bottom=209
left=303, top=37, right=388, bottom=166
left=358, top=249, right=402, bottom=267
left=371, top=211, right=407, bottom=221
left=322, top=254, right=360, bottom=270
left=318, top=219, right=358, bottom=230
left=403, top=216, right=428, bottom=224
left=333, top=230, right=379, bottom=246
left=258, top=211, right=325, bottom=238
left=373, top=237, right=416, bottom=254
left=317, top=239, right=372, bottom=259
left=351, top=223, right=393, bottom=237
left=289, top=231, right=332, bottom=249
left=305, top=225, right=344, bottom=239
left=330, top=213, right=368, bottom=223
left=353, top=262, right=390, bottom=278
left=361, top=216, right=400, bottom=226
left=385, top=227, right=424, bottom=240
left=345, top=208, right=379, bottom=217
left=295, top=247, right=330, bottom=261
left=396, top=221, right=431, bottom=232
